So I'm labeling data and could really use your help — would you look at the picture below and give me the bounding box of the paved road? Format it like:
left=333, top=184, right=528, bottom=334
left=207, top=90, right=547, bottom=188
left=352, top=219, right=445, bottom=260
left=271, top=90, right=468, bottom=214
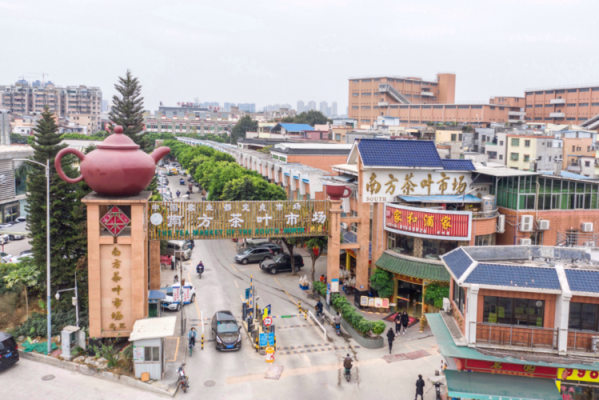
left=1, top=358, right=165, bottom=400
left=0, top=220, right=32, bottom=259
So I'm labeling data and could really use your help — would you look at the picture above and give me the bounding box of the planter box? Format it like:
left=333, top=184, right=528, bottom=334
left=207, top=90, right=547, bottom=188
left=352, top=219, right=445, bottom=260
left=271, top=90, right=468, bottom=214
left=340, top=318, right=384, bottom=349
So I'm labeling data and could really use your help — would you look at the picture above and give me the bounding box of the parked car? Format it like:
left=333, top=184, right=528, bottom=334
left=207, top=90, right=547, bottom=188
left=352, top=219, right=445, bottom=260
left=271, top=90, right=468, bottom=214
left=165, top=240, right=192, bottom=260
left=8, top=234, right=25, bottom=240
left=248, top=242, right=283, bottom=255
left=15, top=216, right=26, bottom=223
left=0, top=332, right=19, bottom=370
left=6, top=255, right=32, bottom=264
left=160, top=284, right=197, bottom=311
left=245, top=238, right=269, bottom=246
left=0, top=234, right=9, bottom=244
left=260, top=253, right=305, bottom=274
left=0, top=252, right=12, bottom=263
left=211, top=311, right=241, bottom=351
left=184, top=240, right=195, bottom=251
left=20, top=250, right=33, bottom=256
left=234, top=247, right=273, bottom=265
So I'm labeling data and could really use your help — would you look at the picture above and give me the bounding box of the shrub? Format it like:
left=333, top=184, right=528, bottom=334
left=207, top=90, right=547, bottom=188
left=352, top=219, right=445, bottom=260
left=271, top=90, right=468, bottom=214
left=357, top=320, right=373, bottom=335
left=424, top=283, right=450, bottom=309
left=369, top=269, right=395, bottom=298
left=350, top=313, right=364, bottom=327
left=118, top=344, right=134, bottom=372
left=312, top=281, right=326, bottom=297
left=10, top=308, right=89, bottom=338
left=372, top=321, right=386, bottom=336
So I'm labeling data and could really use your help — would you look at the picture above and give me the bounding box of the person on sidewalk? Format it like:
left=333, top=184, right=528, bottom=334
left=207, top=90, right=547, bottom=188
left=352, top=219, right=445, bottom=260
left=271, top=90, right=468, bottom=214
left=171, top=255, right=175, bottom=271
left=394, top=312, right=402, bottom=335
left=386, top=327, right=395, bottom=354
left=415, top=374, right=425, bottom=400
left=401, top=311, right=410, bottom=334
left=187, top=327, right=197, bottom=347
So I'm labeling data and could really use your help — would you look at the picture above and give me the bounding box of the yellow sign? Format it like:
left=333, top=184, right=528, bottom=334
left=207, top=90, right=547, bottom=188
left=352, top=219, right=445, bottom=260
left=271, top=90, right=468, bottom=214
left=148, top=200, right=330, bottom=240
left=558, top=368, right=599, bottom=383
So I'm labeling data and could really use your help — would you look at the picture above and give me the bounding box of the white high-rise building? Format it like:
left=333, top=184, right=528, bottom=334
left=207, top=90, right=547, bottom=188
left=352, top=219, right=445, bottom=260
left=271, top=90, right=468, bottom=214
left=307, top=101, right=316, bottom=111
left=297, top=101, right=305, bottom=113
left=331, top=101, right=338, bottom=117
left=320, top=101, right=328, bottom=116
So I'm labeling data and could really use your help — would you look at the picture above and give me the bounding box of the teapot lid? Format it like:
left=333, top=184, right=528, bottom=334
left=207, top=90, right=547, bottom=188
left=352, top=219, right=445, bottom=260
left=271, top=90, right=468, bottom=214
left=97, top=126, right=140, bottom=150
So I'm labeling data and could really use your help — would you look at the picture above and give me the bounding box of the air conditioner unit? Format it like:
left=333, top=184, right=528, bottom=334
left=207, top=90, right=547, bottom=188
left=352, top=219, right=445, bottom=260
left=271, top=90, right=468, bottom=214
left=519, top=238, right=532, bottom=246
left=537, top=220, right=550, bottom=230
left=443, top=298, right=451, bottom=313
left=582, top=223, right=594, bottom=232
left=497, top=214, right=505, bottom=233
left=520, top=215, right=534, bottom=232
left=341, top=223, right=348, bottom=230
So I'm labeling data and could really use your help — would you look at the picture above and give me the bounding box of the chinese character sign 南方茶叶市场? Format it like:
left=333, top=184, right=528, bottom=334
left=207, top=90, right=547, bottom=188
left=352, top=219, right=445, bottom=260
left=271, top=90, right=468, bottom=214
left=148, top=200, right=330, bottom=240
left=384, top=203, right=472, bottom=241
left=363, top=170, right=472, bottom=203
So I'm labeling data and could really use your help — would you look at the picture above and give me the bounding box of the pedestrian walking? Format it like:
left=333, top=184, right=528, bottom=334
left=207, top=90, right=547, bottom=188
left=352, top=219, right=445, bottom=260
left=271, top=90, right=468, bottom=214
left=415, top=374, right=425, bottom=400
left=386, top=327, right=395, bottom=354
left=394, top=312, right=402, bottom=335
left=401, top=311, right=410, bottom=334
left=170, top=255, right=175, bottom=270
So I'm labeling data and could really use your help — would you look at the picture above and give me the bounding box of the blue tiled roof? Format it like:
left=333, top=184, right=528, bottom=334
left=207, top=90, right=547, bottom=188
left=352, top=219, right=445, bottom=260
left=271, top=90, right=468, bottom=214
left=441, top=248, right=472, bottom=280
left=465, top=264, right=560, bottom=289
left=279, top=123, right=314, bottom=132
left=566, top=269, right=599, bottom=293
left=357, top=139, right=443, bottom=167
left=440, top=159, right=475, bottom=171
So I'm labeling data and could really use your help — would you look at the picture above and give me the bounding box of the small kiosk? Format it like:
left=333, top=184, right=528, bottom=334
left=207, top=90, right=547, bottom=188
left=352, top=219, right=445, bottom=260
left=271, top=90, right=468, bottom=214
left=129, top=316, right=176, bottom=380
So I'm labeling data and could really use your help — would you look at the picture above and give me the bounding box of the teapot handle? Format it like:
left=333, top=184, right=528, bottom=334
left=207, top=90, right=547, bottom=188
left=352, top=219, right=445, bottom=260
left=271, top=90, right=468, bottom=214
left=55, top=148, right=85, bottom=184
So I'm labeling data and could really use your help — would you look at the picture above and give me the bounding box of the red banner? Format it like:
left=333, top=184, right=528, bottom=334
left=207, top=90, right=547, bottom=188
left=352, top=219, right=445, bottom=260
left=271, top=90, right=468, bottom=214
left=384, top=204, right=472, bottom=240
left=461, top=359, right=557, bottom=378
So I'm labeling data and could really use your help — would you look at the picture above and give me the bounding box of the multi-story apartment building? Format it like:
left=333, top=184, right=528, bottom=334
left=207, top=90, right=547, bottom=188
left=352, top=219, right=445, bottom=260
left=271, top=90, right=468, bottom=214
left=0, top=81, right=102, bottom=132
left=505, top=135, right=563, bottom=171
left=144, top=115, right=233, bottom=135
left=349, top=74, right=529, bottom=128
left=525, top=84, right=599, bottom=128
left=0, top=109, right=9, bottom=146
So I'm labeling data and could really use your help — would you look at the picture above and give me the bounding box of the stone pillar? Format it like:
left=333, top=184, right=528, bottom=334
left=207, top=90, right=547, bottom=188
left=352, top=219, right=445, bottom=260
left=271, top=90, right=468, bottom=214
left=371, top=203, right=385, bottom=265
left=413, top=237, right=423, bottom=258
left=465, top=284, right=480, bottom=345
left=326, top=200, right=342, bottom=288
left=149, top=240, right=161, bottom=290
left=355, top=196, right=370, bottom=292
left=82, top=191, right=151, bottom=338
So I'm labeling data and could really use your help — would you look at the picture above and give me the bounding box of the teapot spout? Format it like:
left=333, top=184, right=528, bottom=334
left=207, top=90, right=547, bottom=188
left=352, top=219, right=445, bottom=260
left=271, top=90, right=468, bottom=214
left=150, top=147, right=171, bottom=165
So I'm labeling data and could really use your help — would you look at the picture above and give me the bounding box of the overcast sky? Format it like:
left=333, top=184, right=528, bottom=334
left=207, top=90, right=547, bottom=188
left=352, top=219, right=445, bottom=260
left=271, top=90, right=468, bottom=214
left=2, top=0, right=598, bottom=112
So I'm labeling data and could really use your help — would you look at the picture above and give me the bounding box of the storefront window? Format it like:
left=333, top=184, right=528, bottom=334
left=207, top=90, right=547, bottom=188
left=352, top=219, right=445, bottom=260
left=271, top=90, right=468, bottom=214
left=569, top=303, right=599, bottom=331
left=475, top=234, right=496, bottom=246
left=422, top=239, right=458, bottom=260
left=387, top=233, right=414, bottom=256
left=483, top=296, right=544, bottom=327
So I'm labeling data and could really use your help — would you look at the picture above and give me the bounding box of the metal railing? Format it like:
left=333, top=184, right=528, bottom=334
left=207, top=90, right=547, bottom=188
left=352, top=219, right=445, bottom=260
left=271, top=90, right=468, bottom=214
left=567, top=331, right=599, bottom=354
left=476, top=322, right=559, bottom=351
left=472, top=209, right=499, bottom=219
left=557, top=231, right=599, bottom=247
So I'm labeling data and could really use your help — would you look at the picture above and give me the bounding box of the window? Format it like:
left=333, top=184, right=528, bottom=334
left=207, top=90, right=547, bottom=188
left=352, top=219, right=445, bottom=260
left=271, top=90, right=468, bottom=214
left=475, top=233, right=495, bottom=246
left=572, top=145, right=576, bottom=152
left=484, top=296, right=544, bottom=326
left=352, top=93, right=359, bottom=97
left=525, top=140, right=531, bottom=147
left=530, top=231, right=543, bottom=245
left=362, top=92, right=371, bottom=96
left=523, top=155, right=530, bottom=162
left=458, top=134, right=462, bottom=141
left=452, top=280, right=465, bottom=314
left=510, top=153, right=519, bottom=161
left=511, top=138, right=520, bottom=146
left=335, top=134, right=341, bottom=141
left=144, top=346, right=160, bottom=361
left=499, top=154, right=503, bottom=160
left=569, top=303, right=599, bottom=331
left=586, top=161, right=591, bottom=167
left=499, top=141, right=504, bottom=146
left=451, top=134, right=457, bottom=141
left=351, top=106, right=358, bottom=109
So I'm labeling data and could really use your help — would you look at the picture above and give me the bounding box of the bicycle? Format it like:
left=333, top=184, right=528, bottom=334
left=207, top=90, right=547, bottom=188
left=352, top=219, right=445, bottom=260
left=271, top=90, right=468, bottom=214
left=188, top=339, right=195, bottom=357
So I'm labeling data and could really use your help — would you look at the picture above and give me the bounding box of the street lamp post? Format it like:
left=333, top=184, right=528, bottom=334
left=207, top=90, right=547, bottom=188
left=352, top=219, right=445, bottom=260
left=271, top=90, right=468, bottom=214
left=14, top=158, right=51, bottom=354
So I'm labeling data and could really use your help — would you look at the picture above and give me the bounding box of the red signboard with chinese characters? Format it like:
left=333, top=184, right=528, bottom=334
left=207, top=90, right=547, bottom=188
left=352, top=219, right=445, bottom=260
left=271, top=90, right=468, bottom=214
left=384, top=203, right=472, bottom=241
left=459, top=359, right=557, bottom=378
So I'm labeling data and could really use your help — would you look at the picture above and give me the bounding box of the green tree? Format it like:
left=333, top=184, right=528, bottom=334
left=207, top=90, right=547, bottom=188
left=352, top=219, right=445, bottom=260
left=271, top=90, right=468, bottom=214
left=369, top=269, right=395, bottom=298
left=108, top=70, right=147, bottom=151
left=305, top=237, right=328, bottom=282
left=3, top=258, right=40, bottom=317
left=26, top=107, right=89, bottom=295
left=10, top=133, right=28, bottom=144
left=221, top=176, right=287, bottom=201
left=293, top=110, right=329, bottom=126
left=231, top=115, right=258, bottom=144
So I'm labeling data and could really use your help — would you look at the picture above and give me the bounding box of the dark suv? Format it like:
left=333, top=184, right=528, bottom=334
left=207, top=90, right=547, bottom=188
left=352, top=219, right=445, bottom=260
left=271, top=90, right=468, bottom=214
left=0, top=332, right=19, bottom=370
left=260, top=253, right=304, bottom=274
left=211, top=311, right=241, bottom=351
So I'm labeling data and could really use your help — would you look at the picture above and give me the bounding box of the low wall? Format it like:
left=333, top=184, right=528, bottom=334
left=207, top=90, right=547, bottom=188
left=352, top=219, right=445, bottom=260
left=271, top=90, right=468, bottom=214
left=340, top=319, right=384, bottom=349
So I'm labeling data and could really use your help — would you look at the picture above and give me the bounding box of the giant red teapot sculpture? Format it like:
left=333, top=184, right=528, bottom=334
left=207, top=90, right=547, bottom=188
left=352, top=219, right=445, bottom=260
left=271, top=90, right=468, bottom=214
left=55, top=126, right=170, bottom=196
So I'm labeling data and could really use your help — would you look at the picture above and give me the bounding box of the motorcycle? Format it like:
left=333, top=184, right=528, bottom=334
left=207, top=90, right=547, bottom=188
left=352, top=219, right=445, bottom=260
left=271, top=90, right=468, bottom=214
left=177, top=363, right=189, bottom=393
left=345, top=367, right=351, bottom=382
left=335, top=323, right=341, bottom=336
left=434, top=382, right=444, bottom=400
left=196, top=264, right=204, bottom=279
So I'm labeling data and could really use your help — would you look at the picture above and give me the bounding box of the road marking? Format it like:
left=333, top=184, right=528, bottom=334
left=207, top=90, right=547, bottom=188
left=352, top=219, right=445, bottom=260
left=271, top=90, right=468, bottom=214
left=273, top=277, right=297, bottom=306
left=230, top=264, right=238, bottom=271
left=165, top=337, right=179, bottom=362
left=240, top=294, right=244, bottom=302
left=234, top=280, right=239, bottom=288
left=188, top=271, right=203, bottom=334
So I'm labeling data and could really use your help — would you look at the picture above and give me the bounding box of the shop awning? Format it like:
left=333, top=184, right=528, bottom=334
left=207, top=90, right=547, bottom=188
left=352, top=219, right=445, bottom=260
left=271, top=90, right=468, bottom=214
left=397, top=194, right=481, bottom=203
left=375, top=251, right=450, bottom=282
left=445, top=370, right=561, bottom=400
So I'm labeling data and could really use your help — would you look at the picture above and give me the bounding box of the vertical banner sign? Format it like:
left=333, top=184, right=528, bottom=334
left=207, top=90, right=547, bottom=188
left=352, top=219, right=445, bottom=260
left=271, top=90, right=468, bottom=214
left=148, top=200, right=330, bottom=240
left=182, top=286, right=191, bottom=304
left=172, top=285, right=181, bottom=304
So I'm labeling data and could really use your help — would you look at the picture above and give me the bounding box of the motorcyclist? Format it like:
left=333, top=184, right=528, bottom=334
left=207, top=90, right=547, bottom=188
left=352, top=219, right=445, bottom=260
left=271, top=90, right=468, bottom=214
left=343, top=354, right=353, bottom=375
left=196, top=261, right=204, bottom=274
left=176, top=190, right=181, bottom=198
left=334, top=312, right=342, bottom=333
left=315, top=300, right=323, bottom=318
left=187, top=327, right=197, bottom=347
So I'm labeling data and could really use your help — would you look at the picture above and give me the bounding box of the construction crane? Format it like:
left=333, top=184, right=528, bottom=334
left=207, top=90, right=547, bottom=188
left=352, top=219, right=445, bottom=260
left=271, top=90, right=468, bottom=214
left=28, top=72, right=49, bottom=86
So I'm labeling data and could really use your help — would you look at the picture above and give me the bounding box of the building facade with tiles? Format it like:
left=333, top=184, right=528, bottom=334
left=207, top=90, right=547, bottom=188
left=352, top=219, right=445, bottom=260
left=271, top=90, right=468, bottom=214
left=427, top=245, right=599, bottom=400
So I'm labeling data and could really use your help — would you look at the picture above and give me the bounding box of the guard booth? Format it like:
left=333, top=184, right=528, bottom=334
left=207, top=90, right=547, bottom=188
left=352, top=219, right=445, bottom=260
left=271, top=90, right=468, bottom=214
left=129, top=316, right=176, bottom=380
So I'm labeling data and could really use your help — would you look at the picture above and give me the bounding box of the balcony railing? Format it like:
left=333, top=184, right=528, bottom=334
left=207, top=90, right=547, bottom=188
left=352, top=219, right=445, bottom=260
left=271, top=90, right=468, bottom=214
left=472, top=209, right=499, bottom=219
left=475, top=322, right=559, bottom=351
left=567, top=331, right=599, bottom=354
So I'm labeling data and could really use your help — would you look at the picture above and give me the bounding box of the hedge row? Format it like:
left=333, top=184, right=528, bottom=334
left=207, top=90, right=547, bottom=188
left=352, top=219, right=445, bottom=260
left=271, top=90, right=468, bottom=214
left=312, top=281, right=385, bottom=337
